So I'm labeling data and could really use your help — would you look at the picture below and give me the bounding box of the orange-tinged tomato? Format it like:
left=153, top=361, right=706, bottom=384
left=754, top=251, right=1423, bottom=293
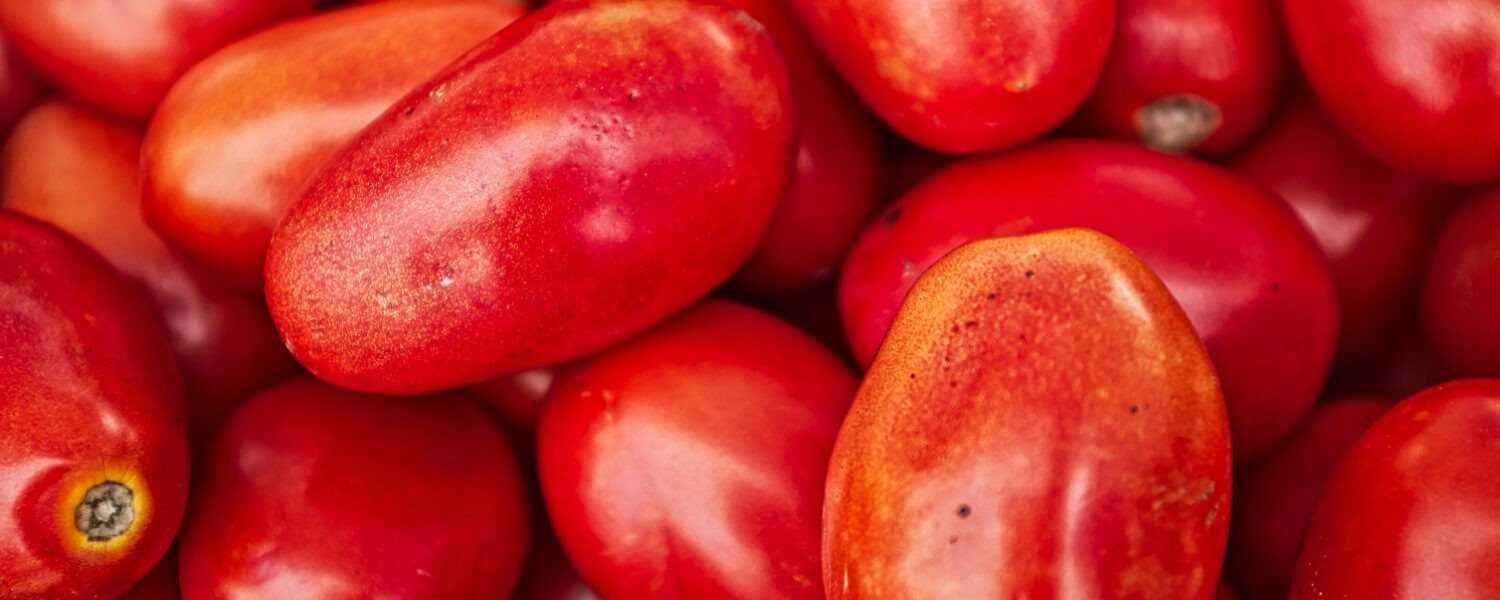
left=826, top=229, right=1232, bottom=598
left=142, top=0, right=526, bottom=293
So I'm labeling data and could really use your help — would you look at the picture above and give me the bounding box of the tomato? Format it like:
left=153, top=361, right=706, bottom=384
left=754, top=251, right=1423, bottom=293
left=1230, top=95, right=1456, bottom=366
left=1424, top=187, right=1500, bottom=379
left=1, top=100, right=298, bottom=447
left=0, top=212, right=188, bottom=599
left=141, top=0, right=526, bottom=294
left=826, top=229, right=1231, bottom=598
left=1070, top=0, right=1288, bottom=154
left=840, top=139, right=1338, bottom=463
left=1283, top=0, right=1500, bottom=183
left=791, top=0, right=1114, bottom=153
left=726, top=0, right=882, bottom=295
left=177, top=376, right=530, bottom=597
left=509, top=516, right=601, bottom=600
left=1291, top=379, right=1500, bottom=597
left=265, top=0, right=798, bottom=394
left=0, top=0, right=313, bottom=122
left=1226, top=397, right=1392, bottom=600
left=468, top=367, right=556, bottom=460
left=538, top=300, right=856, bottom=598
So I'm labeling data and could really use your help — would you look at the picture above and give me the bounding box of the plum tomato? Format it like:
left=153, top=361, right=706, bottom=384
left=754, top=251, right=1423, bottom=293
left=177, top=376, right=530, bottom=598
left=141, top=0, right=526, bottom=294
left=0, top=212, right=188, bottom=599
left=791, top=0, right=1114, bottom=153
left=1283, top=0, right=1500, bottom=183
left=840, top=139, right=1339, bottom=463
left=826, top=229, right=1231, bottom=598
left=1424, top=187, right=1500, bottom=379
left=1, top=100, right=298, bottom=448
left=538, top=300, right=856, bottom=598
left=1291, top=379, right=1500, bottom=597
left=265, top=0, right=798, bottom=394
left=1070, top=0, right=1288, bottom=154
left=0, top=0, right=314, bottom=121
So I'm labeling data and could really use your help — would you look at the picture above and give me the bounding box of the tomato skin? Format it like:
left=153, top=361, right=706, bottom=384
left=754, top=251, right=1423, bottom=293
left=0, top=212, right=189, bottom=599
left=141, top=0, right=525, bottom=294
left=265, top=0, right=798, bottom=394
left=791, top=0, right=1113, bottom=153
left=1291, top=379, right=1500, bottom=597
left=538, top=300, right=856, bottom=598
left=1, top=100, right=298, bottom=448
left=1071, top=0, right=1287, bottom=154
left=1424, top=188, right=1500, bottom=379
left=826, top=229, right=1231, bottom=598
left=727, top=0, right=881, bottom=295
left=1226, top=397, right=1392, bottom=600
left=177, top=376, right=530, bottom=598
left=840, top=139, right=1338, bottom=463
left=1230, top=96, right=1455, bottom=367
left=1283, top=0, right=1500, bottom=183
left=0, top=0, right=313, bottom=122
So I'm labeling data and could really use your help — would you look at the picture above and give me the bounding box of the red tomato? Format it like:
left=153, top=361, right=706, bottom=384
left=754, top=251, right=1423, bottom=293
left=1, top=100, right=298, bottom=447
left=1424, top=187, right=1500, bottom=379
left=0, top=212, right=188, bottom=599
left=840, top=139, right=1339, bottom=463
left=1226, top=397, right=1392, bottom=600
left=791, top=0, right=1114, bottom=153
left=1327, top=323, right=1445, bottom=400
left=0, top=0, right=313, bottom=122
left=265, top=0, right=798, bottom=394
left=826, top=229, right=1231, bottom=598
left=177, top=376, right=530, bottom=598
left=1070, top=0, right=1288, bottom=154
left=141, top=0, right=526, bottom=294
left=1291, top=379, right=1500, bottom=597
left=1230, top=95, right=1456, bottom=366
left=1283, top=0, right=1500, bottom=183
left=726, top=0, right=882, bottom=295
left=538, top=300, right=856, bottom=598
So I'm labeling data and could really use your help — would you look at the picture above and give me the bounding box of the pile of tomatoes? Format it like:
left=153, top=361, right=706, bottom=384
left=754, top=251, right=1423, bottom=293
left=2, top=0, right=1497, bottom=598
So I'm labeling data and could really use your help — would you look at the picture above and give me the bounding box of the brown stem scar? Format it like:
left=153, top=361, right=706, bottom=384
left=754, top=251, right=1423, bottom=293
left=75, top=481, right=134, bottom=542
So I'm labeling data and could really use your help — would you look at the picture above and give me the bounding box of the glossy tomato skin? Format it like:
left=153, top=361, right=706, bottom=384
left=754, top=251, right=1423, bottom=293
left=1291, top=379, right=1500, bottom=597
left=177, top=376, right=530, bottom=598
left=1230, top=96, right=1455, bottom=366
left=1424, top=188, right=1500, bottom=378
left=727, top=0, right=881, bottom=295
left=142, top=0, right=526, bottom=294
left=840, top=139, right=1338, bottom=463
left=0, top=0, right=313, bottom=122
left=266, top=0, right=798, bottom=394
left=1283, top=0, right=1500, bottom=183
left=538, top=300, right=857, bottom=598
left=827, top=230, right=1231, bottom=598
left=1226, top=397, right=1392, bottom=600
left=1071, top=0, right=1287, bottom=154
left=791, top=0, right=1113, bottom=153
left=0, top=212, right=189, bottom=599
left=1, top=100, right=298, bottom=448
